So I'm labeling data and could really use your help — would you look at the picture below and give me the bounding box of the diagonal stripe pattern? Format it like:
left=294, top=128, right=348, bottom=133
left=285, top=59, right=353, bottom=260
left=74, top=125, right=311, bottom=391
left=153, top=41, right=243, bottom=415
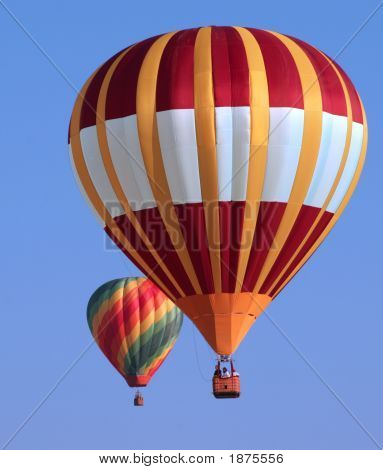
left=87, top=277, right=183, bottom=387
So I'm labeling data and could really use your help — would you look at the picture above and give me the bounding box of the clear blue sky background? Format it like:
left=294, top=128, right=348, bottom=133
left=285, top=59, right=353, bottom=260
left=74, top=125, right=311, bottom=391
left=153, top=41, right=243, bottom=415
left=0, top=0, right=382, bottom=450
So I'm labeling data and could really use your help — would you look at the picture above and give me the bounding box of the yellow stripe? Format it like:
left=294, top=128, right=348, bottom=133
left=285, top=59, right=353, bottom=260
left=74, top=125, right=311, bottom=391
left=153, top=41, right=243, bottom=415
left=119, top=278, right=150, bottom=363
left=140, top=341, right=174, bottom=376
left=124, top=320, right=141, bottom=350
left=153, top=298, right=169, bottom=324
left=117, top=279, right=155, bottom=365
left=93, top=286, right=125, bottom=334
left=95, top=283, right=140, bottom=366
left=117, top=350, right=125, bottom=372
left=194, top=27, right=222, bottom=293
left=234, top=27, right=270, bottom=292
left=116, top=302, right=173, bottom=367
left=69, top=71, right=175, bottom=301
left=119, top=296, right=176, bottom=369
left=95, top=48, right=185, bottom=299
left=265, top=50, right=354, bottom=295
left=116, top=280, right=137, bottom=364
left=273, top=99, right=367, bottom=297
left=139, top=311, right=155, bottom=337
left=136, top=32, right=202, bottom=295
left=254, top=31, right=323, bottom=292
left=93, top=279, right=141, bottom=333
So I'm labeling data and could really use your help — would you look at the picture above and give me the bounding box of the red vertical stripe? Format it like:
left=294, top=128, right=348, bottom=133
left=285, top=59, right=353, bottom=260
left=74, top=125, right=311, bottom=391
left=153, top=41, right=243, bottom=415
left=219, top=201, right=246, bottom=292
left=326, top=58, right=363, bottom=124
left=105, top=35, right=161, bottom=120
left=156, top=28, right=199, bottom=111
left=259, top=205, right=322, bottom=293
left=246, top=28, right=303, bottom=109
left=243, top=201, right=287, bottom=292
left=211, top=26, right=250, bottom=107
left=288, top=36, right=347, bottom=118
left=79, top=50, right=124, bottom=131
left=105, top=222, right=180, bottom=300
left=269, top=211, right=334, bottom=296
left=174, top=203, right=215, bottom=294
left=133, top=208, right=195, bottom=296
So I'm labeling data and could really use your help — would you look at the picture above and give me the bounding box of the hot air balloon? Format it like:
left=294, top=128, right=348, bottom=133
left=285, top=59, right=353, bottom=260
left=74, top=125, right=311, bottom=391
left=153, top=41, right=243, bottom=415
left=87, top=277, right=183, bottom=405
left=70, top=26, right=367, bottom=398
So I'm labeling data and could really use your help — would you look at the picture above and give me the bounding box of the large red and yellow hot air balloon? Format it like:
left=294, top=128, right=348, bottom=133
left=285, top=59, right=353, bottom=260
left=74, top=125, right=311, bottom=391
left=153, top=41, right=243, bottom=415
left=71, top=27, right=367, bottom=369
left=87, top=277, right=183, bottom=405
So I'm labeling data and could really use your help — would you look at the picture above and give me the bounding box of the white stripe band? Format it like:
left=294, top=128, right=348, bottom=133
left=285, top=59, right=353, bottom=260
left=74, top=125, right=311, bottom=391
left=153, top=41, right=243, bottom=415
left=72, top=107, right=364, bottom=217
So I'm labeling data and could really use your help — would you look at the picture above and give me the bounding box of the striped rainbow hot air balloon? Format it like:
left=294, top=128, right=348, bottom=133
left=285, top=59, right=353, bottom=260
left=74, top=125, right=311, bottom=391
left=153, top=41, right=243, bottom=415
left=87, top=277, right=183, bottom=402
left=71, top=26, right=367, bottom=359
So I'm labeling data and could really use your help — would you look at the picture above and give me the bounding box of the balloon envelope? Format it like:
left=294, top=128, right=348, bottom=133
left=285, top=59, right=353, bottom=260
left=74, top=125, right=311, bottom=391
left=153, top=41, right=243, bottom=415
left=71, top=27, right=367, bottom=355
left=87, top=277, right=183, bottom=386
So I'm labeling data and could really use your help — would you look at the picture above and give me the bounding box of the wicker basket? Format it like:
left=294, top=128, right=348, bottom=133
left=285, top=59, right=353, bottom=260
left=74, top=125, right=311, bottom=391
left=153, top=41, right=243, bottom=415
left=212, top=376, right=240, bottom=399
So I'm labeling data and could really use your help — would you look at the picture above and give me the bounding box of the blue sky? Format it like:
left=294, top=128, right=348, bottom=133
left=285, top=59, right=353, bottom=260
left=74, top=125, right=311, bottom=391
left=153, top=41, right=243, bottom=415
left=1, top=0, right=382, bottom=450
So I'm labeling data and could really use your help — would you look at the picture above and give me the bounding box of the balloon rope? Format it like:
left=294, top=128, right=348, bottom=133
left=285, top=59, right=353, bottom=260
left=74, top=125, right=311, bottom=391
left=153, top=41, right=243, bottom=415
left=191, top=327, right=211, bottom=383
